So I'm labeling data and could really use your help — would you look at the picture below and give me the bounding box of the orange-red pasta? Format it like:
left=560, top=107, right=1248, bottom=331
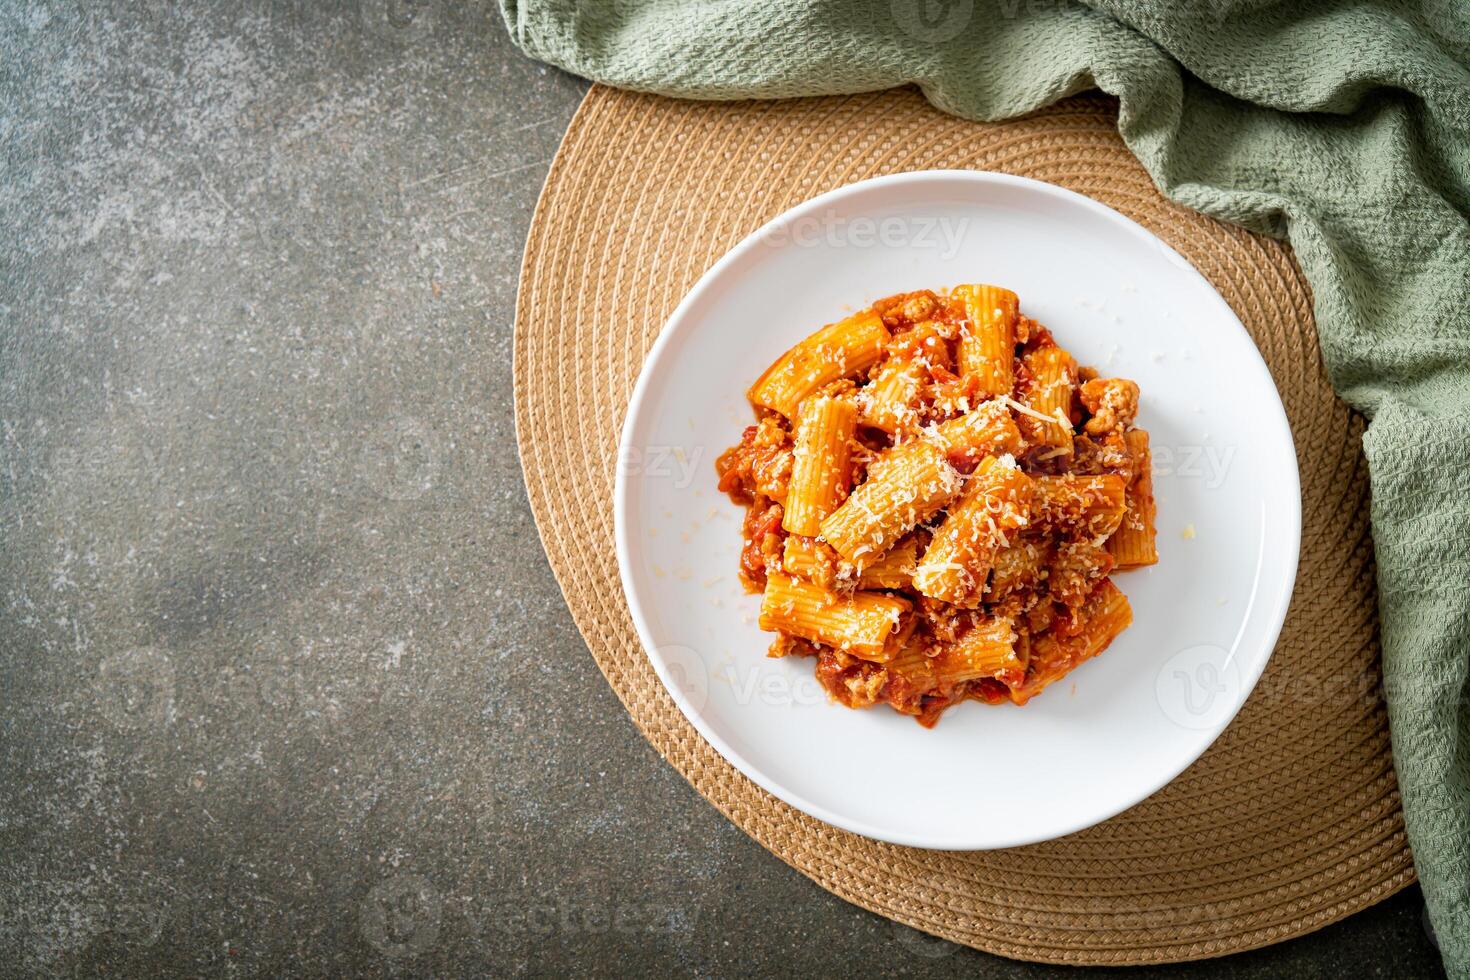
left=748, top=310, right=889, bottom=419
left=1108, top=428, right=1159, bottom=567
left=912, top=455, right=1033, bottom=606
left=954, top=284, right=1019, bottom=398
left=819, top=439, right=961, bottom=565
left=758, top=573, right=913, bottom=662
left=717, top=285, right=1154, bottom=726
left=783, top=393, right=858, bottom=535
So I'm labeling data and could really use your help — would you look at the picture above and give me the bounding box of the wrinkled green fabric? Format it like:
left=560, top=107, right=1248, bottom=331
left=498, top=1, right=1469, bottom=971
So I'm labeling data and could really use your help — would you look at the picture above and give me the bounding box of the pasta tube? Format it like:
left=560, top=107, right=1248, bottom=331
left=856, top=536, right=919, bottom=590
left=1033, top=474, right=1128, bottom=538
left=1017, top=344, right=1077, bottom=452
left=749, top=310, right=890, bottom=418
left=819, top=440, right=962, bottom=564
left=1010, top=580, right=1131, bottom=704
left=954, top=284, right=1019, bottom=398
left=782, top=534, right=838, bottom=588
left=931, top=400, right=1024, bottom=468
left=858, top=358, right=929, bottom=435
left=783, top=394, right=859, bottom=535
left=758, top=573, right=913, bottom=661
left=913, top=455, right=1034, bottom=606
left=988, top=536, right=1052, bottom=601
left=1107, top=428, right=1159, bottom=567
left=932, top=616, right=1022, bottom=686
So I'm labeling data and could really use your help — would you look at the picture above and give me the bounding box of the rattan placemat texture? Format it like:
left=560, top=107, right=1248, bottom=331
left=512, top=86, right=1413, bottom=964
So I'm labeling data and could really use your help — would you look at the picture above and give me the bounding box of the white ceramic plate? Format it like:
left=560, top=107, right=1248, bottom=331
left=614, top=171, right=1300, bottom=850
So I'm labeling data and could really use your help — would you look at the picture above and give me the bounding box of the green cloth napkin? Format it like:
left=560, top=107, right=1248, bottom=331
left=499, top=1, right=1470, bottom=971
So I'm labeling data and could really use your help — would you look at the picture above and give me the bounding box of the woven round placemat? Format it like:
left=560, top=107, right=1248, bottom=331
left=513, top=85, right=1413, bottom=965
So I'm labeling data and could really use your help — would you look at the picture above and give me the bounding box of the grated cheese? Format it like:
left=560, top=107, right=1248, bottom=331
left=998, top=395, right=1068, bottom=428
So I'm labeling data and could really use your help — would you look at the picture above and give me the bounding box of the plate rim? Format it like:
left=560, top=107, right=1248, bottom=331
left=613, top=169, right=1302, bottom=850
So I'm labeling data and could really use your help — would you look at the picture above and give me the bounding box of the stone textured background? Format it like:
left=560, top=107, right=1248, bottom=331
left=0, top=0, right=1444, bottom=975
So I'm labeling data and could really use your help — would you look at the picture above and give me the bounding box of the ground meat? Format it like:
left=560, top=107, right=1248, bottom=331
left=1071, top=430, right=1134, bottom=479
left=900, top=292, right=938, bottom=325
left=737, top=497, right=785, bottom=591
left=815, top=649, right=888, bottom=708
left=1048, top=539, right=1115, bottom=609
left=715, top=414, right=793, bottom=503
left=873, top=290, right=943, bottom=332
left=926, top=363, right=980, bottom=426
left=768, top=634, right=822, bottom=659
left=1080, top=377, right=1140, bottom=435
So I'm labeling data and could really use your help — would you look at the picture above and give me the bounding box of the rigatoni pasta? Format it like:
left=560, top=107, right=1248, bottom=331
left=782, top=393, right=858, bottom=535
left=931, top=400, right=1023, bottom=470
left=954, top=284, right=1019, bottom=398
left=758, top=573, right=913, bottom=661
left=1108, top=428, right=1159, bottom=567
left=856, top=537, right=918, bottom=590
left=1010, top=580, right=1132, bottom=704
left=716, top=285, right=1155, bottom=726
left=782, top=533, right=837, bottom=588
left=912, top=455, right=1033, bottom=606
left=1015, top=344, right=1077, bottom=453
left=932, top=616, right=1022, bottom=687
left=1033, top=474, right=1129, bottom=538
left=748, top=309, right=889, bottom=419
left=819, top=439, right=961, bottom=564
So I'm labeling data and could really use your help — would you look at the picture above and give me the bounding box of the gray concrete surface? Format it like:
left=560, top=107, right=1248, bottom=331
left=0, top=1, right=1445, bottom=976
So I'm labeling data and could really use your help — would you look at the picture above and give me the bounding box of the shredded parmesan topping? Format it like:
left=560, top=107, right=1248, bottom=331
left=723, top=285, right=1151, bottom=724
left=998, top=395, right=1068, bottom=428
